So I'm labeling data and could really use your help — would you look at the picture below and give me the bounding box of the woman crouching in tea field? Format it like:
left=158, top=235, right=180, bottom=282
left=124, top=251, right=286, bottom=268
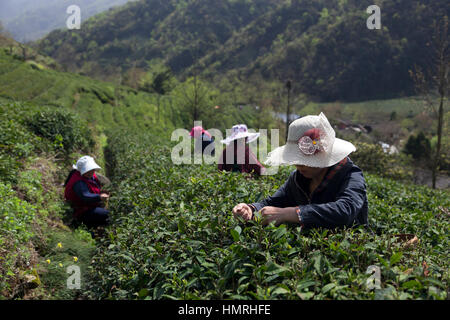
left=232, top=113, right=368, bottom=229
left=64, top=156, right=110, bottom=230
left=218, top=124, right=265, bottom=176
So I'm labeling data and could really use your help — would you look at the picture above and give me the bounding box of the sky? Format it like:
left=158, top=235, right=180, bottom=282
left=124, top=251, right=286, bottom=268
left=0, top=0, right=136, bottom=42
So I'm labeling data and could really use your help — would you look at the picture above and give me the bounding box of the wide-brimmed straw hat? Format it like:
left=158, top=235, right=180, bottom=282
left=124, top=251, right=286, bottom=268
left=73, top=156, right=101, bottom=175
left=265, top=112, right=356, bottom=168
left=220, top=124, right=260, bottom=145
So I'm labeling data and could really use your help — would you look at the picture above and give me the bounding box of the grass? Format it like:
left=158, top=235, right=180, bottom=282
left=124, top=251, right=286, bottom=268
left=0, top=100, right=99, bottom=299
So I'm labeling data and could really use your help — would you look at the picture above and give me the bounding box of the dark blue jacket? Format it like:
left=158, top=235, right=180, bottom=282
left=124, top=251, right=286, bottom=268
left=194, top=133, right=215, bottom=156
left=202, top=133, right=215, bottom=156
left=251, top=157, right=368, bottom=229
left=73, top=180, right=101, bottom=204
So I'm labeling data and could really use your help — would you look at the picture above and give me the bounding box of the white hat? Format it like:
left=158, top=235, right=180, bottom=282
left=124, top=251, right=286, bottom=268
left=220, top=124, right=260, bottom=145
left=73, top=156, right=101, bottom=175
left=265, top=112, right=356, bottom=168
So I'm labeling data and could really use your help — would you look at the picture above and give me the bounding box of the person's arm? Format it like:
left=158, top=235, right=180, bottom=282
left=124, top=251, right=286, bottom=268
left=298, top=170, right=367, bottom=229
left=73, top=181, right=101, bottom=204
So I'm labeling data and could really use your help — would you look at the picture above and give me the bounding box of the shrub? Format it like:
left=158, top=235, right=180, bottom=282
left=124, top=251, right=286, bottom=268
left=26, top=108, right=95, bottom=154
left=403, top=132, right=431, bottom=161
left=0, top=182, right=36, bottom=245
left=0, top=182, right=37, bottom=295
left=0, top=102, right=44, bottom=183
left=351, top=142, right=413, bottom=181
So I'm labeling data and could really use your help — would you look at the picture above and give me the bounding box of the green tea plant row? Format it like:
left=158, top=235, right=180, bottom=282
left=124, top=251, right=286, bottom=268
left=85, top=129, right=449, bottom=300
left=0, top=50, right=173, bottom=133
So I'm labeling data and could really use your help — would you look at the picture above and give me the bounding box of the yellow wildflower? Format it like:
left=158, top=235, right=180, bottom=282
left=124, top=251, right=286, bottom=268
left=57, top=242, right=62, bottom=248
left=59, top=263, right=63, bottom=267
left=73, top=256, right=78, bottom=262
left=46, top=259, right=51, bottom=264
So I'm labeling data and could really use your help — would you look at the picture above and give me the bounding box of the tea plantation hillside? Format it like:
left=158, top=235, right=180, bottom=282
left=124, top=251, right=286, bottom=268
left=83, top=129, right=449, bottom=300
left=0, top=46, right=260, bottom=298
left=0, top=48, right=260, bottom=132
left=0, top=45, right=448, bottom=300
left=0, top=49, right=173, bottom=131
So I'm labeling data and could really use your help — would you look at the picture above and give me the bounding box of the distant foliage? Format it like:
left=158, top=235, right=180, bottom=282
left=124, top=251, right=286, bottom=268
left=351, top=142, right=413, bottom=181
left=139, top=62, right=177, bottom=95
left=0, top=102, right=44, bottom=183
left=403, top=132, right=432, bottom=161
left=37, top=0, right=448, bottom=101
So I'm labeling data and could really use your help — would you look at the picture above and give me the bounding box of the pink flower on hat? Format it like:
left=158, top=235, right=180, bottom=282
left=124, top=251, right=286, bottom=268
left=298, top=128, right=327, bottom=155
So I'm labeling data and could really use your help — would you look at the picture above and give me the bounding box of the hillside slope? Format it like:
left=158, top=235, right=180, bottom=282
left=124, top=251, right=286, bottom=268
left=37, top=0, right=279, bottom=76
left=36, top=0, right=449, bottom=101
left=0, top=47, right=174, bottom=131
left=0, top=34, right=448, bottom=301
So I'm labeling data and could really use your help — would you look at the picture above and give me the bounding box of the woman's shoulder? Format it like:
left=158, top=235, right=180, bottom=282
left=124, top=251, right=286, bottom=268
left=346, top=158, right=365, bottom=176
left=341, top=158, right=367, bottom=186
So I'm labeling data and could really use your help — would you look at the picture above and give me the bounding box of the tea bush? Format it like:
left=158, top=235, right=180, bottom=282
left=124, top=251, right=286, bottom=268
left=26, top=108, right=95, bottom=154
left=0, top=182, right=37, bottom=294
left=85, top=130, right=449, bottom=300
left=0, top=102, right=43, bottom=183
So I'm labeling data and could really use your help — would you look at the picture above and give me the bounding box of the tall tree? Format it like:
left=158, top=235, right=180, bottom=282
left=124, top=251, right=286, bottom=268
left=285, top=79, right=292, bottom=142
left=140, top=61, right=176, bottom=121
left=173, top=77, right=212, bottom=128
left=409, top=16, right=449, bottom=189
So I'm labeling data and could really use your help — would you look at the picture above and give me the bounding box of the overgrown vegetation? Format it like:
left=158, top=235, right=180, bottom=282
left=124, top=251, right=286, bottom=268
left=26, top=108, right=95, bottom=154
left=0, top=100, right=97, bottom=299
left=351, top=142, right=414, bottom=181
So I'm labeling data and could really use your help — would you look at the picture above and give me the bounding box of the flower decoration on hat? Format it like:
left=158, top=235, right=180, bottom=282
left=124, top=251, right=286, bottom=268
left=297, top=128, right=329, bottom=155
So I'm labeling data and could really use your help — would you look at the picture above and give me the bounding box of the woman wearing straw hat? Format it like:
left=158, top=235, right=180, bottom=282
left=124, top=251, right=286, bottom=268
left=64, top=156, right=110, bottom=229
left=190, top=126, right=215, bottom=156
left=232, top=113, right=368, bottom=229
left=218, top=124, right=265, bottom=176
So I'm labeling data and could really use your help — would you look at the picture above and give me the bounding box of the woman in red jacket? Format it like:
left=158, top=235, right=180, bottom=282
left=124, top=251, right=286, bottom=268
left=64, top=156, right=110, bottom=229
